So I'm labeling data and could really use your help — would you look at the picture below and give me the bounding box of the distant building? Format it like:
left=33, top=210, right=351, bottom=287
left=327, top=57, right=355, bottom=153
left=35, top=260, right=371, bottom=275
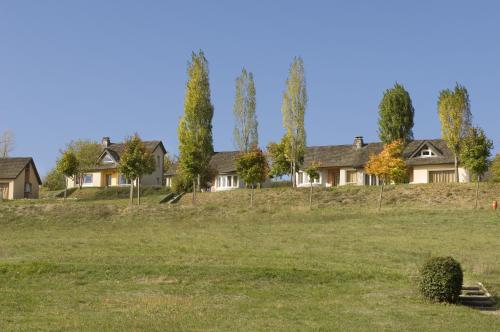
left=295, top=136, right=470, bottom=187
left=66, top=137, right=166, bottom=188
left=165, top=151, right=256, bottom=192
left=0, top=157, right=42, bottom=199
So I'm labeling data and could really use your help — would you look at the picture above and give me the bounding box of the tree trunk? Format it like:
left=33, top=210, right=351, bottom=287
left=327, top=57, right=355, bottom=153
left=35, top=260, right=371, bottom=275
left=290, top=161, right=294, bottom=187
left=454, top=155, right=459, bottom=183
left=197, top=174, right=201, bottom=192
left=378, top=182, right=384, bottom=212
left=129, top=180, right=134, bottom=205
left=309, top=182, right=313, bottom=209
left=64, top=177, right=67, bottom=200
left=475, top=175, right=480, bottom=209
left=79, top=174, right=83, bottom=189
left=250, top=185, right=254, bottom=208
left=137, top=177, right=140, bottom=205
left=192, top=179, right=196, bottom=204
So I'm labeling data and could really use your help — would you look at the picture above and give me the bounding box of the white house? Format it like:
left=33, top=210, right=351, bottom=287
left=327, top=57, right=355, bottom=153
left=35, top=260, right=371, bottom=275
left=296, top=137, right=469, bottom=187
left=66, top=137, right=166, bottom=188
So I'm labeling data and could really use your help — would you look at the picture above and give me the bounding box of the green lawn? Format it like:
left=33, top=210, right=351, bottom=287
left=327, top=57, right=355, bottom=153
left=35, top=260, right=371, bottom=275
left=1, top=186, right=499, bottom=331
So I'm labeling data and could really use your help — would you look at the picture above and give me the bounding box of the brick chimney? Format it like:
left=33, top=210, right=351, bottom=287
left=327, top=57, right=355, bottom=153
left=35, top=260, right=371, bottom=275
left=354, top=136, right=364, bottom=149
left=102, top=137, right=111, bottom=148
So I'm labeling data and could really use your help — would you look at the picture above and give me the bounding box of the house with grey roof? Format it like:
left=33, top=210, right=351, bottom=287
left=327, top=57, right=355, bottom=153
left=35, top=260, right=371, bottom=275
left=165, top=151, right=247, bottom=192
left=0, top=157, right=42, bottom=199
left=296, top=136, right=470, bottom=187
left=66, top=137, right=166, bottom=188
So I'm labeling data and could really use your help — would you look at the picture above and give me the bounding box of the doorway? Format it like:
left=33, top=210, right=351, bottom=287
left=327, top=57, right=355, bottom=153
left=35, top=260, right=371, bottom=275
left=0, top=183, right=9, bottom=200
left=106, top=174, right=113, bottom=187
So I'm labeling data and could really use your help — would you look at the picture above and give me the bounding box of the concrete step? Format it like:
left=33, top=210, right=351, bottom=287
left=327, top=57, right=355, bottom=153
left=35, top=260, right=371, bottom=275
left=459, top=283, right=497, bottom=311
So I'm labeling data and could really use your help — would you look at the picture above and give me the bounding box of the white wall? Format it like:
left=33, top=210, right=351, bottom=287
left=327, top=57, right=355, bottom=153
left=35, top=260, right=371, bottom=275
left=296, top=169, right=327, bottom=188
left=412, top=164, right=470, bottom=183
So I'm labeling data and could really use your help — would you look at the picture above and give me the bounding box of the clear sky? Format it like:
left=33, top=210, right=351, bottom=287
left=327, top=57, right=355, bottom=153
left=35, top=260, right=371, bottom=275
left=1, top=0, right=499, bottom=175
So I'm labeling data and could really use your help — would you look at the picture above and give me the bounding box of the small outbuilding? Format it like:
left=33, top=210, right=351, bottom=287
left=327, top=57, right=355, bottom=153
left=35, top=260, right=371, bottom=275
left=0, top=157, right=42, bottom=200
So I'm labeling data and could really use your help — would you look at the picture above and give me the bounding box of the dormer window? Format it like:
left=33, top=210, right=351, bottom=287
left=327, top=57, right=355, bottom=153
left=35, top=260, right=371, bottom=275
left=102, top=154, right=114, bottom=164
left=420, top=146, right=436, bottom=158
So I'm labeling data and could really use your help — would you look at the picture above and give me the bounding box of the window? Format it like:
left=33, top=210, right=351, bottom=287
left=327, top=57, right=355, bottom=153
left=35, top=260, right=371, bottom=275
left=346, top=170, right=357, bottom=184
left=24, top=183, right=32, bottom=193
left=420, top=146, right=436, bottom=158
left=364, top=174, right=378, bottom=186
left=119, top=174, right=131, bottom=185
left=166, top=177, right=172, bottom=187
left=429, top=170, right=455, bottom=183
left=83, top=174, right=93, bottom=184
left=102, top=154, right=114, bottom=164
left=157, top=155, right=161, bottom=167
left=156, top=177, right=160, bottom=185
left=216, top=175, right=239, bottom=188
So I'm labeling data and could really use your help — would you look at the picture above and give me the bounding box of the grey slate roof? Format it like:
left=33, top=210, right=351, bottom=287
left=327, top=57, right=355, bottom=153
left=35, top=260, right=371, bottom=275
left=165, top=151, right=241, bottom=176
left=104, top=141, right=166, bottom=162
left=94, top=140, right=166, bottom=170
left=0, top=157, right=42, bottom=184
left=209, top=151, right=241, bottom=174
left=303, top=139, right=456, bottom=168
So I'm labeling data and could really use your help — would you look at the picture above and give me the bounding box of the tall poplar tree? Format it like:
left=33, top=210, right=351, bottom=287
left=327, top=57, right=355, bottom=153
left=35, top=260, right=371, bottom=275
left=437, top=84, right=472, bottom=182
left=233, top=68, right=258, bottom=152
left=177, top=50, right=214, bottom=202
left=281, top=57, right=307, bottom=187
left=378, top=83, right=415, bottom=144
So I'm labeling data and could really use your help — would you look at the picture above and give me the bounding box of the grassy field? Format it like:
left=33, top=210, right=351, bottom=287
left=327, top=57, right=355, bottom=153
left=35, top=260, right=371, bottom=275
left=1, top=185, right=499, bottom=331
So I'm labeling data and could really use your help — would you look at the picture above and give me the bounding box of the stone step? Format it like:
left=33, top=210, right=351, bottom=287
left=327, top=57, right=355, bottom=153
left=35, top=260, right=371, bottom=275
left=462, top=291, right=485, bottom=296
left=459, top=295, right=493, bottom=302
left=459, top=283, right=497, bottom=311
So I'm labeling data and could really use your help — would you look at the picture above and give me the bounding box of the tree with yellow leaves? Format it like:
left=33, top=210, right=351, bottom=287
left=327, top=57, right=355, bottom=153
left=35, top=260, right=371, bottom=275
left=365, top=140, right=408, bottom=211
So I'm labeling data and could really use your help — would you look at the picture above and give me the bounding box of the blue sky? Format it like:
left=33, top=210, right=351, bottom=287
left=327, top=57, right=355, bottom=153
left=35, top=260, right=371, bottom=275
left=1, top=1, right=499, bottom=175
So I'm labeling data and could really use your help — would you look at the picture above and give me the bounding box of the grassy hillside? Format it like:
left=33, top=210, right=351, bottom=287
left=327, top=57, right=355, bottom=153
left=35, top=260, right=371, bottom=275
left=179, top=183, right=500, bottom=209
left=1, top=185, right=499, bottom=331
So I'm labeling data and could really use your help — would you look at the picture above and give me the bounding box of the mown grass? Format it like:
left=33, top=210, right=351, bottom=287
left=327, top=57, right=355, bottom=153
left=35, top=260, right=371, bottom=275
left=1, top=185, right=500, bottom=331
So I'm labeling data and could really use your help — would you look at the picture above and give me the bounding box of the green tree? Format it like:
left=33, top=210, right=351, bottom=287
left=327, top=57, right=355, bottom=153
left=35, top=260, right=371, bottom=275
left=378, top=83, right=415, bottom=144
left=365, top=140, right=408, bottom=211
left=233, top=68, right=258, bottom=152
left=178, top=50, right=214, bottom=203
left=304, top=162, right=320, bottom=209
left=266, top=135, right=292, bottom=179
left=118, top=134, right=156, bottom=205
left=490, top=153, right=500, bottom=183
left=281, top=57, right=307, bottom=188
left=56, top=151, right=78, bottom=199
left=460, top=126, right=493, bottom=209
left=437, top=84, right=473, bottom=182
left=66, top=140, right=102, bottom=188
left=43, top=168, right=66, bottom=191
left=236, top=148, right=269, bottom=207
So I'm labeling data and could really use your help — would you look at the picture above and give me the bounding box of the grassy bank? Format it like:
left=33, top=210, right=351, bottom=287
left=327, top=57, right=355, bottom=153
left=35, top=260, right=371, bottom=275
left=1, top=186, right=499, bottom=330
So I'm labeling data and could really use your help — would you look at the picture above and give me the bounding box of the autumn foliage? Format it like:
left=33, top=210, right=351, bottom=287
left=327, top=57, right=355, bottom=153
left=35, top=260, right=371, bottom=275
left=365, top=140, right=408, bottom=184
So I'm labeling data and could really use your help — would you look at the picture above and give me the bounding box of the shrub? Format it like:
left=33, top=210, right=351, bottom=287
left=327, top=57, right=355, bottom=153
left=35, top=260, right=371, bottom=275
left=419, top=256, right=463, bottom=303
left=171, top=175, right=192, bottom=193
left=43, top=168, right=66, bottom=191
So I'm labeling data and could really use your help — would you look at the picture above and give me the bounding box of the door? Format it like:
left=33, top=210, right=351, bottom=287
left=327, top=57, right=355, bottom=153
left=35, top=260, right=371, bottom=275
left=327, top=169, right=340, bottom=186
left=106, top=174, right=113, bottom=187
left=0, top=183, right=9, bottom=200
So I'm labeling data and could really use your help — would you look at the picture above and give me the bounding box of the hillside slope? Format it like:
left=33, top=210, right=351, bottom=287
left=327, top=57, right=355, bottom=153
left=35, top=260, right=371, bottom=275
left=179, top=183, right=500, bottom=210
